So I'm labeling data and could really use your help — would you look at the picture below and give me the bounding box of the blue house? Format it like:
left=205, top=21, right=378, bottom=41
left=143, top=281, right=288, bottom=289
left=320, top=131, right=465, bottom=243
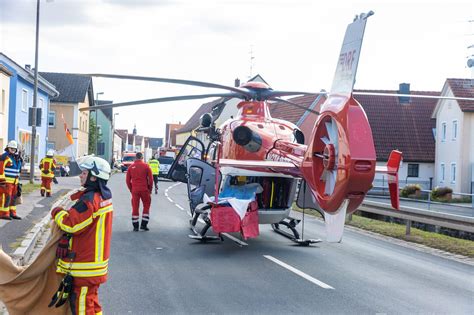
left=0, top=53, right=59, bottom=166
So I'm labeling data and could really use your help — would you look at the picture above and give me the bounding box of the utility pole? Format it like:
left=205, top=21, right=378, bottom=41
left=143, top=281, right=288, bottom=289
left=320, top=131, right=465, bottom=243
left=29, top=0, right=40, bottom=183
left=249, top=45, right=255, bottom=79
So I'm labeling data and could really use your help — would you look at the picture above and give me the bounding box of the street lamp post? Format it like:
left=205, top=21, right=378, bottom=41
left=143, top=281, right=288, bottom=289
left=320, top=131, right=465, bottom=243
left=95, top=92, right=104, bottom=155
left=29, top=0, right=41, bottom=183
left=112, top=113, right=119, bottom=162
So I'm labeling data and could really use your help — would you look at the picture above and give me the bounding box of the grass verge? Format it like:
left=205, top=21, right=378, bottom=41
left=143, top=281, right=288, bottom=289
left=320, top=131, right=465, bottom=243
left=295, top=208, right=474, bottom=258
left=21, top=183, right=41, bottom=195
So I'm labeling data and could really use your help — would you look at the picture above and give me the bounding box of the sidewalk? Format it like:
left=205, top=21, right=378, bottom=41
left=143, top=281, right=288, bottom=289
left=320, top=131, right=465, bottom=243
left=0, top=177, right=78, bottom=314
left=0, top=176, right=79, bottom=255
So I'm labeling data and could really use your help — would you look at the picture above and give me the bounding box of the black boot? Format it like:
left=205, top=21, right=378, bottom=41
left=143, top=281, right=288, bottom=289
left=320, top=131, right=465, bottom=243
left=133, top=222, right=139, bottom=232
left=140, top=220, right=149, bottom=231
left=0, top=215, right=12, bottom=221
left=10, top=214, right=22, bottom=220
left=41, top=189, right=45, bottom=197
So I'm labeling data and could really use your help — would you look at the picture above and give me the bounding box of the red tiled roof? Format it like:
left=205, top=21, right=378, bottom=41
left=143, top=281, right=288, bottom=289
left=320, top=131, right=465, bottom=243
left=446, top=78, right=474, bottom=112
left=177, top=98, right=224, bottom=133
left=270, top=90, right=439, bottom=162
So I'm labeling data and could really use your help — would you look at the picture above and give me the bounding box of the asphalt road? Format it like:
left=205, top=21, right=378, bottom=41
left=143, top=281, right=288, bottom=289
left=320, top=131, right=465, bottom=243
left=101, top=173, right=473, bottom=314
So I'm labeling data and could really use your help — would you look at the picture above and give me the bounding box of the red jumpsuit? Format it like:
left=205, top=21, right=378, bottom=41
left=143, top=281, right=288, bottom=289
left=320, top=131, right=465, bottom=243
left=40, top=157, right=56, bottom=196
left=126, top=159, right=153, bottom=228
left=52, top=189, right=113, bottom=315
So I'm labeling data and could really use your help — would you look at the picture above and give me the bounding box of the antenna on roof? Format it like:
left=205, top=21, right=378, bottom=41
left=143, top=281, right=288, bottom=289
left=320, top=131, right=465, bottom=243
left=248, top=45, right=255, bottom=79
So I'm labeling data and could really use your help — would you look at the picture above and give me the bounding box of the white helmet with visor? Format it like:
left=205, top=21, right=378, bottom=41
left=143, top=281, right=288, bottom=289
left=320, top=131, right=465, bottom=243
left=77, top=156, right=111, bottom=180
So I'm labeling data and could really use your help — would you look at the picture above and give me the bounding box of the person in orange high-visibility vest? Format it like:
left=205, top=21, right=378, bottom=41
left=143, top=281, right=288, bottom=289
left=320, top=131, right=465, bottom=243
left=39, top=149, right=57, bottom=197
left=49, top=155, right=113, bottom=314
left=0, top=145, right=12, bottom=220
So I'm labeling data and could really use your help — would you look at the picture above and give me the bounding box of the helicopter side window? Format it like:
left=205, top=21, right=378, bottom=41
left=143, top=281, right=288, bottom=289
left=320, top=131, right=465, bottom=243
left=188, top=166, right=203, bottom=190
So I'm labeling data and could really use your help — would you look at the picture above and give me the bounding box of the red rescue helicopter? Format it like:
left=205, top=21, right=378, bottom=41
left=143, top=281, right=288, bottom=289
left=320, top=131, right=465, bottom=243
left=81, top=11, right=403, bottom=245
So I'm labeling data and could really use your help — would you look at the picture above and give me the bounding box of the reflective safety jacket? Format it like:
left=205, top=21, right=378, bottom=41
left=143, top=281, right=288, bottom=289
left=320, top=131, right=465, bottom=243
left=52, top=190, right=113, bottom=286
left=148, top=158, right=160, bottom=175
left=4, top=153, right=21, bottom=184
left=0, top=153, right=12, bottom=183
left=39, top=157, right=56, bottom=178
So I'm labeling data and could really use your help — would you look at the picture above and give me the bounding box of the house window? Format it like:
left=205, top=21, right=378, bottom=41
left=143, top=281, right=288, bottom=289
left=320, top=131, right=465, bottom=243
left=48, top=111, right=56, bottom=127
left=97, top=142, right=105, bottom=155
left=47, top=142, right=55, bottom=150
left=440, top=163, right=445, bottom=182
left=407, top=164, right=419, bottom=177
left=452, top=120, right=457, bottom=140
left=21, top=89, right=28, bottom=112
left=441, top=122, right=446, bottom=142
left=97, top=125, right=102, bottom=135
left=451, top=163, right=456, bottom=184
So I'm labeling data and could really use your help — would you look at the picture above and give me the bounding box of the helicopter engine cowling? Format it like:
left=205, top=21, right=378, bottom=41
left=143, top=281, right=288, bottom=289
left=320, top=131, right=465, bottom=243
left=232, top=126, right=262, bottom=152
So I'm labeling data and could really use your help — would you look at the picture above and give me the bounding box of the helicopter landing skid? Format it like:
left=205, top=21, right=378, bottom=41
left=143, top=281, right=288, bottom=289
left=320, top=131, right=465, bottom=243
left=271, top=219, right=321, bottom=246
left=188, top=209, right=224, bottom=242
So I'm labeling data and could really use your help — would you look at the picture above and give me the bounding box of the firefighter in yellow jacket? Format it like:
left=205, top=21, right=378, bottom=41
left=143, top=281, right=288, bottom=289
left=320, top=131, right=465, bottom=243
left=147, top=154, right=160, bottom=194
left=39, top=149, right=56, bottom=197
left=0, top=145, right=12, bottom=220
left=49, top=156, right=113, bottom=314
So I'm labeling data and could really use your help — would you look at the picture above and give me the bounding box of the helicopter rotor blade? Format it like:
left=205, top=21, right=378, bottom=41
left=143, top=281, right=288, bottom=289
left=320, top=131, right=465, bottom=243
left=83, top=73, right=254, bottom=99
left=353, top=91, right=474, bottom=102
left=270, top=97, right=320, bottom=115
left=79, top=92, right=243, bottom=111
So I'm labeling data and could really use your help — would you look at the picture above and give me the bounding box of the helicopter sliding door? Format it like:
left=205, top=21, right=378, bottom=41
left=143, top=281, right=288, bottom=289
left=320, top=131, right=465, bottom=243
left=168, top=136, right=205, bottom=183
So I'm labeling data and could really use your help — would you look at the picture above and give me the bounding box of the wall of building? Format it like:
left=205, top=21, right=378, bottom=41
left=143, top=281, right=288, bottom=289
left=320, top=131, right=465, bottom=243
left=0, top=71, right=10, bottom=150
left=113, top=133, right=122, bottom=161
left=374, top=161, right=434, bottom=189
left=434, top=90, right=463, bottom=192
left=462, top=112, right=473, bottom=193
left=76, top=94, right=90, bottom=156
left=96, top=109, right=112, bottom=163
left=9, top=76, right=50, bottom=164
left=48, top=103, right=74, bottom=152
left=175, top=131, right=193, bottom=147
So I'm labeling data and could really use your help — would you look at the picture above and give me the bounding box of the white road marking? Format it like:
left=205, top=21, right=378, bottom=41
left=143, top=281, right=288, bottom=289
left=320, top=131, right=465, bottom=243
left=167, top=197, right=173, bottom=203
left=165, top=192, right=169, bottom=197
left=263, top=255, right=334, bottom=289
left=175, top=204, right=184, bottom=210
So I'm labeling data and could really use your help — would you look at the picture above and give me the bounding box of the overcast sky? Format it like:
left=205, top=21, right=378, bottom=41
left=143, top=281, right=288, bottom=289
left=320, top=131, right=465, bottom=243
left=1, top=0, right=473, bottom=138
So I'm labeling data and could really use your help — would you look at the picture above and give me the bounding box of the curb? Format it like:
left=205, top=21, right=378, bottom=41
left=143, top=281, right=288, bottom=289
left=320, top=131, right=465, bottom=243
left=10, top=190, right=76, bottom=266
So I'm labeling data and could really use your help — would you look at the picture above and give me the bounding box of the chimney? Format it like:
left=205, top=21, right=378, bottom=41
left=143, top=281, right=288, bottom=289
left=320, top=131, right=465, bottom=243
left=398, top=83, right=410, bottom=104
left=25, top=64, right=31, bottom=70
left=234, top=78, right=240, bottom=87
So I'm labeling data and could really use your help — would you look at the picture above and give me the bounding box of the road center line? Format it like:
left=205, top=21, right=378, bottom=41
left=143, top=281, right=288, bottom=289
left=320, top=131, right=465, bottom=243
left=167, top=197, right=173, bottom=202
left=175, top=204, right=184, bottom=210
left=263, top=255, right=334, bottom=290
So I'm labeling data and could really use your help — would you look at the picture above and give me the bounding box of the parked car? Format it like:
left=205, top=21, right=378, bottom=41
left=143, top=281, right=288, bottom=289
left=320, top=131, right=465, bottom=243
left=158, top=156, right=174, bottom=178
left=121, top=153, right=136, bottom=172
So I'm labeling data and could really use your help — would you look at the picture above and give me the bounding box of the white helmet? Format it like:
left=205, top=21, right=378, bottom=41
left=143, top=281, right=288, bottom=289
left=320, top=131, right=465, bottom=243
left=46, top=149, right=55, bottom=157
left=77, top=155, right=111, bottom=180
left=6, top=140, right=18, bottom=150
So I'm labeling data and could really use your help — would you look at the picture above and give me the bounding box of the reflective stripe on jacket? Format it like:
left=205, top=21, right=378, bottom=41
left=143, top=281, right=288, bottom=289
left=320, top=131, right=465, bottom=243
left=39, top=157, right=56, bottom=178
left=148, top=159, right=160, bottom=175
left=4, top=153, right=21, bottom=184
left=0, top=153, right=12, bottom=181
left=52, top=190, right=113, bottom=286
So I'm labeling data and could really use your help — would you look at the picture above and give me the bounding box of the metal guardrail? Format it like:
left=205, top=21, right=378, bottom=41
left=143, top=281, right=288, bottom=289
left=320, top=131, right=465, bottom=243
left=369, top=186, right=474, bottom=209
left=359, top=199, right=474, bottom=234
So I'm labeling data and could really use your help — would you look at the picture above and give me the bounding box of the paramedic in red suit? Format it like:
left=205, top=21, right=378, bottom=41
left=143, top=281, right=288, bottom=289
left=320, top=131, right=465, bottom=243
left=126, top=152, right=153, bottom=231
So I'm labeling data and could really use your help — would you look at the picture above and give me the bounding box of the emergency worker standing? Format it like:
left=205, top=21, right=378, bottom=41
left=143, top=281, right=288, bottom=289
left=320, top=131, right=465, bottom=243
left=126, top=152, right=153, bottom=231
left=0, top=147, right=12, bottom=220
left=4, top=141, right=22, bottom=220
left=147, top=154, right=160, bottom=194
left=50, top=156, right=113, bottom=314
left=39, top=149, right=57, bottom=197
